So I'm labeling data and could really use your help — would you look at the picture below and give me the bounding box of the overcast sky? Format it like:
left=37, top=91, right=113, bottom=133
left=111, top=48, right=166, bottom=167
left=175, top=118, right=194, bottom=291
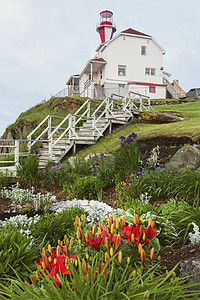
left=0, top=0, right=199, bottom=136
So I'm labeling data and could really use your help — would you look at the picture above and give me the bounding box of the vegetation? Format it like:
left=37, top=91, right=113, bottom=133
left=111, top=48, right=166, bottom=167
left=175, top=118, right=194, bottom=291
left=1, top=99, right=200, bottom=298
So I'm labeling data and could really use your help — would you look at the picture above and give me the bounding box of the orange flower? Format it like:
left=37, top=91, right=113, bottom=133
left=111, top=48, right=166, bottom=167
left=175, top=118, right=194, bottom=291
left=140, top=248, right=145, bottom=264
left=85, top=229, right=90, bottom=242
left=92, top=224, right=97, bottom=236
left=118, top=251, right=122, bottom=264
left=150, top=247, right=155, bottom=262
left=122, top=217, right=126, bottom=229
left=105, top=252, right=109, bottom=263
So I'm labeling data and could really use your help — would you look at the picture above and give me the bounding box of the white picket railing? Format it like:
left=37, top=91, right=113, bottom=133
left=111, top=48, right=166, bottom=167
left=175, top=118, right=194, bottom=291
left=0, top=92, right=154, bottom=170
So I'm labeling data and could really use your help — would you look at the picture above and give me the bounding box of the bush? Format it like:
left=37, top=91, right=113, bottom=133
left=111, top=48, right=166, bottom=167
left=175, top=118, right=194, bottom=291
left=31, top=206, right=86, bottom=246
left=132, top=168, right=200, bottom=204
left=0, top=226, right=39, bottom=281
left=114, top=132, right=142, bottom=183
left=18, top=154, right=39, bottom=187
left=65, top=175, right=103, bottom=200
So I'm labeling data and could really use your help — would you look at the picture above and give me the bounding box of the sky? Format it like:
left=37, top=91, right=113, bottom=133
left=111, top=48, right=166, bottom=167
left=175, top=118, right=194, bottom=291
left=0, top=0, right=200, bottom=136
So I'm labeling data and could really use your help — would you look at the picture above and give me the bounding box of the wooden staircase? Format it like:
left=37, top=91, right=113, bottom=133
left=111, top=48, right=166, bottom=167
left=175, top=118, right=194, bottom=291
left=37, top=109, right=133, bottom=166
left=0, top=91, right=155, bottom=171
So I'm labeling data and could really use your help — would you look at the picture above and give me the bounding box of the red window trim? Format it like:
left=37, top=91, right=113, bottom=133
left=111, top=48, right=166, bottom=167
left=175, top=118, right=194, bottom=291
left=141, top=46, right=146, bottom=55
left=149, top=86, right=156, bottom=93
left=118, top=65, right=126, bottom=76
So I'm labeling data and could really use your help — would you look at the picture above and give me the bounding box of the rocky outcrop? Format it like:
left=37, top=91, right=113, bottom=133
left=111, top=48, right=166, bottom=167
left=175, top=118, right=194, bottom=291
left=165, top=145, right=200, bottom=170
left=139, top=111, right=184, bottom=123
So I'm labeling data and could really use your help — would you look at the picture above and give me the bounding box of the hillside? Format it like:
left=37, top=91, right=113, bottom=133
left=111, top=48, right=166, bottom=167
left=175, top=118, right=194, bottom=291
left=2, top=96, right=200, bottom=160
left=2, top=96, right=87, bottom=139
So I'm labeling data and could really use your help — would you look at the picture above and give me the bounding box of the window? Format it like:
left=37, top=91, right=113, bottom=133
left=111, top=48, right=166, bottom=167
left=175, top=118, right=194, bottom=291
left=141, top=46, right=146, bottom=55
left=118, top=65, right=126, bottom=76
left=145, top=68, right=156, bottom=76
left=149, top=86, right=156, bottom=93
left=100, top=70, right=102, bottom=80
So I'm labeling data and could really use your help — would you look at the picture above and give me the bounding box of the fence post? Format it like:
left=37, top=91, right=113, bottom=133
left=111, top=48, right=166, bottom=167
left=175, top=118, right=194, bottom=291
left=48, top=115, right=51, bottom=138
left=139, top=95, right=142, bottom=111
left=14, top=140, right=19, bottom=173
left=49, top=137, right=52, bottom=160
left=87, top=99, right=91, bottom=117
left=148, top=97, right=151, bottom=111
left=69, top=114, right=72, bottom=139
left=27, top=136, right=31, bottom=153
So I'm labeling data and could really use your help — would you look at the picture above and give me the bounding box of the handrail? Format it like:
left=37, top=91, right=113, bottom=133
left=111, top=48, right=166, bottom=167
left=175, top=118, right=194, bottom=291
left=25, top=90, right=155, bottom=162
left=27, top=115, right=50, bottom=140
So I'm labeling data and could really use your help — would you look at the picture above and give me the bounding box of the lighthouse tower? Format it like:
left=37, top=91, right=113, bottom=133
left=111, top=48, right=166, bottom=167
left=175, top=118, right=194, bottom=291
left=96, top=10, right=116, bottom=44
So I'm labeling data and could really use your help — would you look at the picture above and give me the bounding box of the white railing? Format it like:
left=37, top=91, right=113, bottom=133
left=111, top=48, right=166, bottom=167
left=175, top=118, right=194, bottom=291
left=24, top=91, right=153, bottom=160
left=124, top=91, right=155, bottom=112
left=0, top=139, right=29, bottom=174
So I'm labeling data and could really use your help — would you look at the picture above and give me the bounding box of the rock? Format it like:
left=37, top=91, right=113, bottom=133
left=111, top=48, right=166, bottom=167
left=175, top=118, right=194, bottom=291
left=165, top=145, right=200, bottom=170
left=139, top=111, right=184, bottom=123
left=180, top=256, right=200, bottom=290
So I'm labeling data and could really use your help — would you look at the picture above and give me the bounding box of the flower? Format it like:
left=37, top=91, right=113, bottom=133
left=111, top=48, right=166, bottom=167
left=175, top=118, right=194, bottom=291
left=85, top=236, right=102, bottom=251
left=119, top=136, right=126, bottom=140
left=36, top=249, right=77, bottom=287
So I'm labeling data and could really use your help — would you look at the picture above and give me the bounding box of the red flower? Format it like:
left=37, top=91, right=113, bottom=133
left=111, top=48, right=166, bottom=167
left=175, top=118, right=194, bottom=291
left=36, top=249, right=77, bottom=286
left=85, top=236, right=102, bottom=251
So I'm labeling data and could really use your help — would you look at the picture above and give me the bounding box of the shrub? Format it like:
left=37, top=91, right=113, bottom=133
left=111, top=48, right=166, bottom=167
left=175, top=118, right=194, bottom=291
left=169, top=205, right=200, bottom=243
left=0, top=227, right=39, bottom=281
left=18, top=154, right=39, bottom=187
left=1, top=262, right=200, bottom=299
left=65, top=175, right=103, bottom=200
left=31, top=206, right=86, bottom=246
left=113, top=132, right=142, bottom=183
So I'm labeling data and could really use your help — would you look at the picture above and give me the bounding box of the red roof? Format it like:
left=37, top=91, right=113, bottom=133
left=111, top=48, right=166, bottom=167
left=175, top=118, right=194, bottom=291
left=122, top=28, right=151, bottom=37
left=91, top=58, right=106, bottom=62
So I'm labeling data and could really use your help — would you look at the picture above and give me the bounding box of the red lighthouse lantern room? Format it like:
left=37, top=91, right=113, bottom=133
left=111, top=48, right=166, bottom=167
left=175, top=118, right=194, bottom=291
left=96, top=10, right=116, bottom=44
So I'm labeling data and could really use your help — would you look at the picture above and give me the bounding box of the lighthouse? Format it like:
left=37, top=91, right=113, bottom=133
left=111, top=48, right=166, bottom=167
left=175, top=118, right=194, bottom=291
left=96, top=10, right=116, bottom=44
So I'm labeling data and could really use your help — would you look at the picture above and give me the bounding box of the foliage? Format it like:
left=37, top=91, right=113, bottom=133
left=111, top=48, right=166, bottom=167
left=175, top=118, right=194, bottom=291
left=168, top=205, right=200, bottom=242
left=0, top=214, right=39, bottom=243
left=0, top=170, right=13, bottom=188
left=131, top=168, right=200, bottom=204
left=65, top=175, right=103, bottom=200
left=0, top=154, right=15, bottom=167
left=0, top=227, right=39, bottom=281
left=1, top=183, right=53, bottom=212
left=90, top=154, right=115, bottom=189
left=1, top=214, right=199, bottom=299
left=113, top=132, right=142, bottom=183
left=47, top=164, right=76, bottom=187
left=30, top=206, right=86, bottom=247
left=17, top=154, right=39, bottom=187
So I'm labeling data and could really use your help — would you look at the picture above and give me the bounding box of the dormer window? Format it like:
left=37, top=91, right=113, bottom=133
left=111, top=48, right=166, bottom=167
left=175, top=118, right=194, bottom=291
left=141, top=46, right=146, bottom=55
left=118, top=65, right=126, bottom=76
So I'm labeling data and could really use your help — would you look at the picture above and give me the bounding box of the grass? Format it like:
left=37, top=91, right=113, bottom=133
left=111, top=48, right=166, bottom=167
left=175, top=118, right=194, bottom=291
left=76, top=99, right=200, bottom=158
left=4, top=96, right=88, bottom=136
left=3, top=96, right=200, bottom=158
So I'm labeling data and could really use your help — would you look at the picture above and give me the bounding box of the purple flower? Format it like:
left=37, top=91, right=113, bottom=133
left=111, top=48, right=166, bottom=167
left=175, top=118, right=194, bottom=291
left=156, top=167, right=162, bottom=170
left=101, top=153, right=104, bottom=156
left=119, top=136, right=126, bottom=140
left=130, top=174, right=136, bottom=177
left=97, top=172, right=100, bottom=177
left=35, top=150, right=38, bottom=154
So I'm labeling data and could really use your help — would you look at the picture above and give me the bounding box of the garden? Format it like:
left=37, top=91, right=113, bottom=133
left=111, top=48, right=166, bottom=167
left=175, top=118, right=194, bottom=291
left=0, top=131, right=200, bottom=299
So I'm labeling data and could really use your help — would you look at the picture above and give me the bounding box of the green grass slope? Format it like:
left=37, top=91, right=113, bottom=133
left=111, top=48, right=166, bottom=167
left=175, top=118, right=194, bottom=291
left=76, top=99, right=200, bottom=158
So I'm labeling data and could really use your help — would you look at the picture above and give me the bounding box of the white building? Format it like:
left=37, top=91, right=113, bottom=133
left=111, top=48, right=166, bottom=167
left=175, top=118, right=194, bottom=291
left=66, top=11, right=185, bottom=100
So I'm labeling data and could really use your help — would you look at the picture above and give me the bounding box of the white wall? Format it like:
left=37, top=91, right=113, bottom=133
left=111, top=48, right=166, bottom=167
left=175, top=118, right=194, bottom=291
left=101, top=34, right=164, bottom=85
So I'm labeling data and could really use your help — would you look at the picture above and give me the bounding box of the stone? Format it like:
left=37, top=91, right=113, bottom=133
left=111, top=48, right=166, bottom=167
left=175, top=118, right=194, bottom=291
left=180, top=256, right=200, bottom=290
left=165, top=145, right=200, bottom=170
